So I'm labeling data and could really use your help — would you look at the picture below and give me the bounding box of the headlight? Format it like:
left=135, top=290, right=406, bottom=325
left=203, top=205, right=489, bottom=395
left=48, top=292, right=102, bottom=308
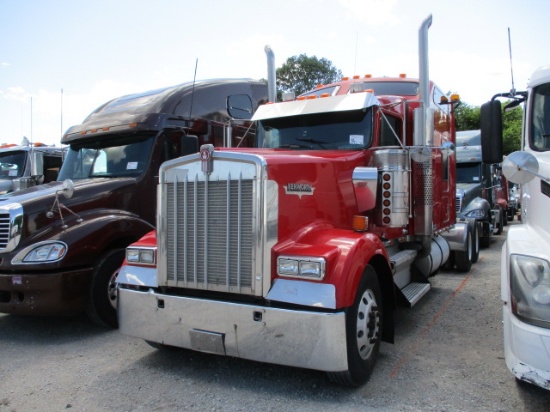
left=277, top=256, right=326, bottom=280
left=510, top=254, right=550, bottom=327
left=11, top=241, right=68, bottom=264
left=126, top=247, right=156, bottom=265
left=464, top=209, right=485, bottom=218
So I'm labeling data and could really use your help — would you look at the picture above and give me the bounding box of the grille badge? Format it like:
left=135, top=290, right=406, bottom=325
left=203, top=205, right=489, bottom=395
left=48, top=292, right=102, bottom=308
left=200, top=144, right=214, bottom=175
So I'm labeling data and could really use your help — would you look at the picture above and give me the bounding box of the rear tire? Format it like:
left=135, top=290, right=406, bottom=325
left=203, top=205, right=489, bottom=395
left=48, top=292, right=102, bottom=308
left=495, top=210, right=504, bottom=235
left=328, top=265, right=382, bottom=387
left=86, top=249, right=125, bottom=328
left=455, top=224, right=472, bottom=272
left=470, top=221, right=479, bottom=264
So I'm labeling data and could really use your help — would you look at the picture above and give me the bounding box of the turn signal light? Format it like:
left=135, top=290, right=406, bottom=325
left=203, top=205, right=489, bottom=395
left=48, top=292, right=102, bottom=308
left=352, top=215, right=369, bottom=232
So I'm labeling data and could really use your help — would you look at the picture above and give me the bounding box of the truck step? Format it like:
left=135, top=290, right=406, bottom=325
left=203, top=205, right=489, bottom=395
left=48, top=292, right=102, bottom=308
left=390, top=249, right=417, bottom=289
left=401, top=282, right=431, bottom=307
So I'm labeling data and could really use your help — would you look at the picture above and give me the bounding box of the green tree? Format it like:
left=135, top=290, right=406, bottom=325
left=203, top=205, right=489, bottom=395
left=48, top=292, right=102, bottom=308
left=502, top=105, right=522, bottom=155
left=276, top=54, right=342, bottom=97
left=455, top=102, right=480, bottom=131
left=454, top=100, right=522, bottom=156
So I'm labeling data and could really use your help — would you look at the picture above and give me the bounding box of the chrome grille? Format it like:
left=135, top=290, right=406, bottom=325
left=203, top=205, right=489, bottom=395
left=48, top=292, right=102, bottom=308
left=0, top=213, right=10, bottom=248
left=158, top=150, right=277, bottom=298
left=165, top=177, right=254, bottom=293
left=455, top=195, right=462, bottom=213
left=0, top=204, right=23, bottom=252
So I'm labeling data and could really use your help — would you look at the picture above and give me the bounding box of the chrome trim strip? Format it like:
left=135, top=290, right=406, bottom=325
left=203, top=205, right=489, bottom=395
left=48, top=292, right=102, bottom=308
left=266, top=279, right=336, bottom=309
left=117, top=265, right=158, bottom=288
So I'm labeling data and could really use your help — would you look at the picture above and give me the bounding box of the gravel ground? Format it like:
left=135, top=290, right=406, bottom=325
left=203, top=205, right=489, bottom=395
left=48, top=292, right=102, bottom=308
left=1, top=220, right=550, bottom=412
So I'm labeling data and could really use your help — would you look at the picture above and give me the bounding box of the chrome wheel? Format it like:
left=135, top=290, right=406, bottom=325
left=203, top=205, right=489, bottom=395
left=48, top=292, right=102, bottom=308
left=356, top=289, right=381, bottom=360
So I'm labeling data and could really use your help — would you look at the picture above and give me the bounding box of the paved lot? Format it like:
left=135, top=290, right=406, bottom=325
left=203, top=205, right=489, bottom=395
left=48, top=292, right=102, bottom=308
left=1, top=220, right=550, bottom=411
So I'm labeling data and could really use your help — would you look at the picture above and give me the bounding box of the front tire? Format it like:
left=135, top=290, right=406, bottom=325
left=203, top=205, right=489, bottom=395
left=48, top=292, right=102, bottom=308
left=328, top=265, right=382, bottom=387
left=86, top=249, right=125, bottom=328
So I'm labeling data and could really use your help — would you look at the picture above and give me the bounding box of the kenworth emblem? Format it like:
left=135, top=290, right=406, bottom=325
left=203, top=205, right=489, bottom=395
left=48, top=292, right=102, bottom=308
left=284, top=183, right=315, bottom=198
left=200, top=144, right=214, bottom=174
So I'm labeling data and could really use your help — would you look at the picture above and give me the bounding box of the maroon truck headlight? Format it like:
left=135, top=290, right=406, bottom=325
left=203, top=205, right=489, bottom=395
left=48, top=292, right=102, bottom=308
left=11, top=241, right=68, bottom=264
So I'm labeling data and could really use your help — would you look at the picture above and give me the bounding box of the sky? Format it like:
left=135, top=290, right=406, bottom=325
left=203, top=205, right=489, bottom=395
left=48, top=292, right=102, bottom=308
left=1, top=0, right=549, bottom=146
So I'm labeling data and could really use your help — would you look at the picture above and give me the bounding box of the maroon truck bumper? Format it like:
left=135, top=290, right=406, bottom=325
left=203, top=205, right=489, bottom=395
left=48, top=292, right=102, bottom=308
left=0, top=268, right=94, bottom=316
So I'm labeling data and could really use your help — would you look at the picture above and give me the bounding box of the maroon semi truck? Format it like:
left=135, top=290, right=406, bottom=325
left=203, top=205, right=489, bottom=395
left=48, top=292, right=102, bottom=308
left=0, top=78, right=268, bottom=327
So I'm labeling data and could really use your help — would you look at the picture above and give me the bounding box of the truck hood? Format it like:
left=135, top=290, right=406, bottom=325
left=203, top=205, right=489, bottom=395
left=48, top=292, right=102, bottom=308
left=456, top=182, right=482, bottom=198
left=456, top=182, right=488, bottom=217
left=218, top=148, right=371, bottom=237
left=0, top=179, right=14, bottom=194
left=0, top=178, right=139, bottom=235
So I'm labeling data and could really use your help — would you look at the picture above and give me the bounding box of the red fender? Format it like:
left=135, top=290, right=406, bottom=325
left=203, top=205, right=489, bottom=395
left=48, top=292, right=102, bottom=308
left=273, top=221, right=391, bottom=309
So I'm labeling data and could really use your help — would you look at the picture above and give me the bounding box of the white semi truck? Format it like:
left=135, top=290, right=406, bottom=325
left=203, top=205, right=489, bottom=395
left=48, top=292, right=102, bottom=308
left=481, top=65, right=550, bottom=391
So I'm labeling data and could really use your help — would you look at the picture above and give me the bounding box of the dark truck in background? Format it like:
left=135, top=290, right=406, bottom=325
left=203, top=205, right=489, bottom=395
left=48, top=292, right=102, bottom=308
left=0, top=78, right=268, bottom=327
left=455, top=130, right=505, bottom=250
left=0, top=142, right=65, bottom=194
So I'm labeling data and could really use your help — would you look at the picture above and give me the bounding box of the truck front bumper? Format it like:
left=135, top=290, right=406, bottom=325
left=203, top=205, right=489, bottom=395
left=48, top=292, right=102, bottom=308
left=0, top=268, right=93, bottom=316
left=503, top=305, right=550, bottom=390
left=118, top=287, right=349, bottom=373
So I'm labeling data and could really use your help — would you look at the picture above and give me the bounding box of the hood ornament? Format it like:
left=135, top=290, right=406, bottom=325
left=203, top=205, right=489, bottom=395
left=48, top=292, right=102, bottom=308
left=200, top=144, right=214, bottom=175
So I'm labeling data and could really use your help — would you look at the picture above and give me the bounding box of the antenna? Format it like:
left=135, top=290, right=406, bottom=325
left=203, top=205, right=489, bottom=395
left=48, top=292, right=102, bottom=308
left=353, top=31, right=358, bottom=77
left=188, top=58, right=198, bottom=121
left=508, top=27, right=516, bottom=95
left=60, top=88, right=64, bottom=143
left=30, top=96, right=33, bottom=145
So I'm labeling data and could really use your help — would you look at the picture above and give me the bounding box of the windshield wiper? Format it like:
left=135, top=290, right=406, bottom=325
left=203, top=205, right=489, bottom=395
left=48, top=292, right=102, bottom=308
left=296, top=137, right=327, bottom=149
left=278, top=143, right=312, bottom=149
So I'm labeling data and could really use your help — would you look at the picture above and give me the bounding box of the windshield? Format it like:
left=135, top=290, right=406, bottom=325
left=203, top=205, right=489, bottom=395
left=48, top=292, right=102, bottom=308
left=0, top=150, right=27, bottom=179
left=530, top=82, right=550, bottom=151
left=256, top=109, right=373, bottom=150
left=456, top=162, right=482, bottom=184
left=58, top=135, right=155, bottom=180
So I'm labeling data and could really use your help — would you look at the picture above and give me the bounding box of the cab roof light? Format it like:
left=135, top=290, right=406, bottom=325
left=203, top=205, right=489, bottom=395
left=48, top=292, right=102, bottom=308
left=315, top=84, right=324, bottom=89
left=349, top=83, right=364, bottom=93
left=450, top=93, right=460, bottom=102
left=353, top=75, right=360, bottom=80
left=399, top=73, right=406, bottom=78
left=297, top=96, right=307, bottom=101
left=282, top=92, right=295, bottom=101
left=341, top=76, right=350, bottom=81
left=364, top=74, right=372, bottom=78
left=320, top=93, right=331, bottom=98
left=307, top=95, right=317, bottom=100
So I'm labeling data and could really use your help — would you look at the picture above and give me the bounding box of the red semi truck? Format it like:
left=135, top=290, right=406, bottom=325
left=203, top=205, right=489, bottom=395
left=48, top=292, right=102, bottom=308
left=0, top=78, right=268, bottom=327
left=117, top=15, right=474, bottom=386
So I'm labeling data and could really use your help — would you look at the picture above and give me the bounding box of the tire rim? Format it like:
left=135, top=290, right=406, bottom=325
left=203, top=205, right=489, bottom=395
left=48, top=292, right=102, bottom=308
left=356, top=289, right=380, bottom=360
left=107, top=268, right=120, bottom=310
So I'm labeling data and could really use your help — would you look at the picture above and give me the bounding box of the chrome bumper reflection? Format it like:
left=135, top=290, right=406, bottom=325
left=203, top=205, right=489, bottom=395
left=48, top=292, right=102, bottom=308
left=118, top=288, right=348, bottom=372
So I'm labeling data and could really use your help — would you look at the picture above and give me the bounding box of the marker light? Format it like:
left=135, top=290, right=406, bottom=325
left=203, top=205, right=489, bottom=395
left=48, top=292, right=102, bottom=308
left=352, top=215, right=369, bottom=232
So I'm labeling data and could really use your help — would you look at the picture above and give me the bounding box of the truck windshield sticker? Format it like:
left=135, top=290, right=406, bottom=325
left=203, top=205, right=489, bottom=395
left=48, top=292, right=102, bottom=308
left=127, top=162, right=138, bottom=170
left=8, top=170, right=17, bottom=177
left=350, top=135, right=364, bottom=145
